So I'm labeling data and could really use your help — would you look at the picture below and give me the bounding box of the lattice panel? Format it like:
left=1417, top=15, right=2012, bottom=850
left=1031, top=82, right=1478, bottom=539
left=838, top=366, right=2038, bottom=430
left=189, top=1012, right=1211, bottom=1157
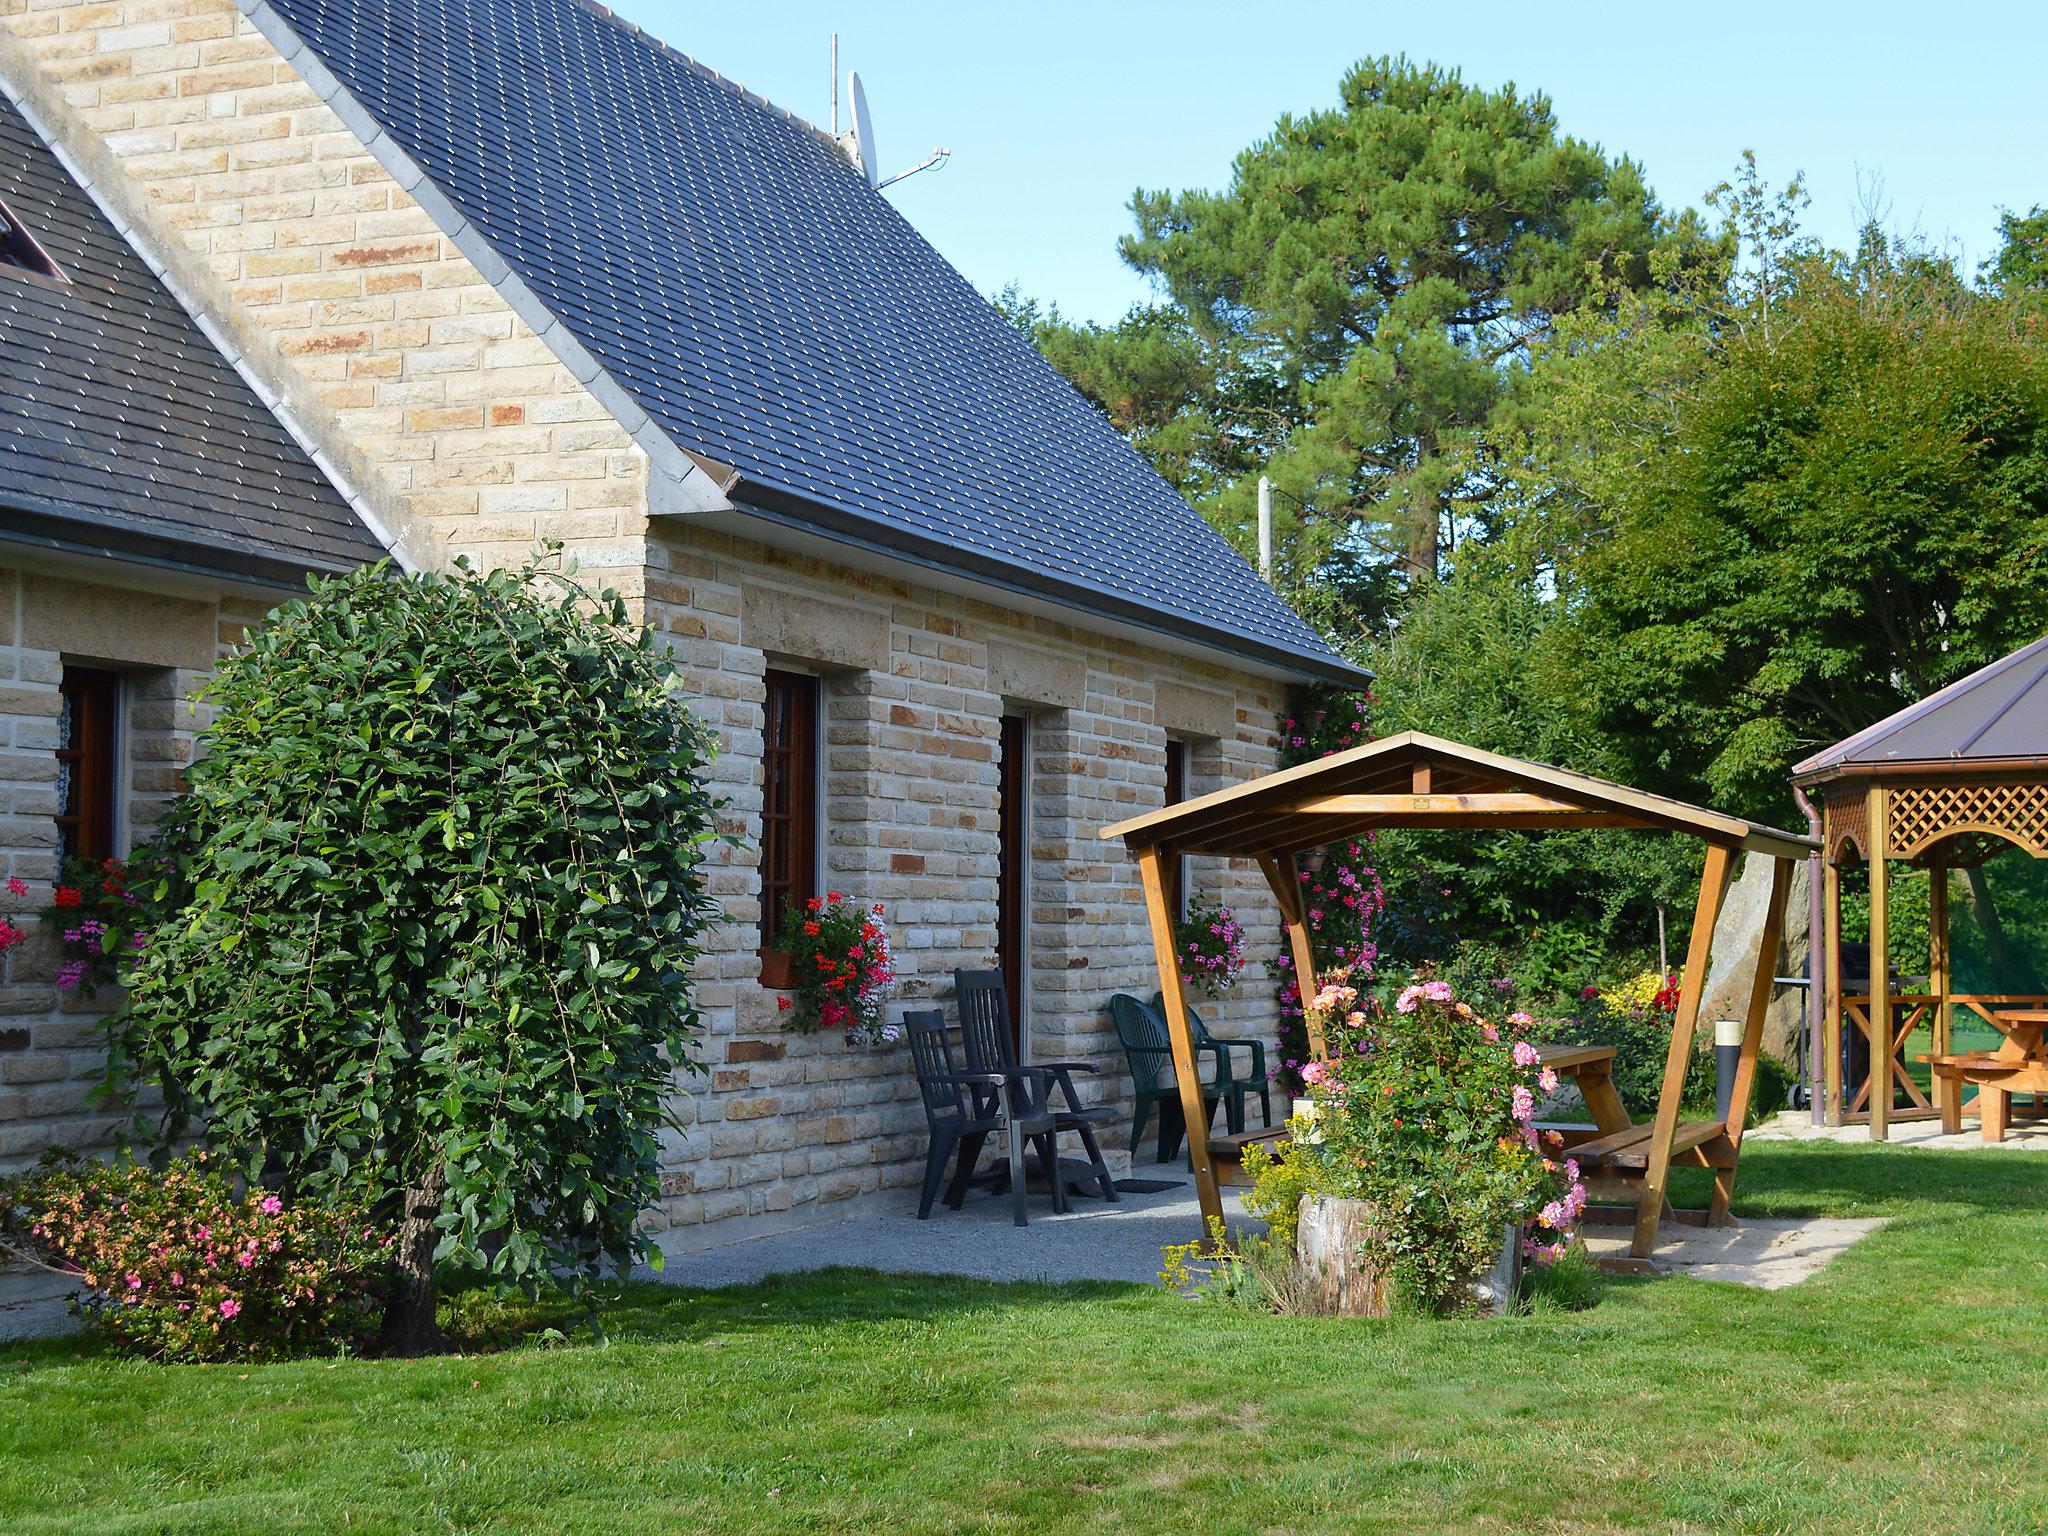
left=1825, top=783, right=1868, bottom=865
left=1889, top=781, right=2048, bottom=860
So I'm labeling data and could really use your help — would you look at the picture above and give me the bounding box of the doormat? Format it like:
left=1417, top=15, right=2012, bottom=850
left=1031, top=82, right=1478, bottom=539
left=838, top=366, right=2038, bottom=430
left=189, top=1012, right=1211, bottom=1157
left=1112, top=1178, right=1185, bottom=1194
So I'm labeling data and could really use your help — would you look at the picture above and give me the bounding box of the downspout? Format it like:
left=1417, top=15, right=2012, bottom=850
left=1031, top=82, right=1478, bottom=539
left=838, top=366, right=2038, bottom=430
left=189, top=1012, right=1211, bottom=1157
left=1793, top=783, right=1825, bottom=1125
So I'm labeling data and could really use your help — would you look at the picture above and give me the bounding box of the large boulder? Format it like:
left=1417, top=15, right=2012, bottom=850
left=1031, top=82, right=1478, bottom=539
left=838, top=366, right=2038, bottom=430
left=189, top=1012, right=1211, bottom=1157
left=1700, top=853, right=1813, bottom=1064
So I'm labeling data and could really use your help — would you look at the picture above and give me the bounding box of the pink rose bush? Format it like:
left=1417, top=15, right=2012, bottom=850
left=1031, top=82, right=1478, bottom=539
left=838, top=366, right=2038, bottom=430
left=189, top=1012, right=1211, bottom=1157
left=0, top=1151, right=392, bottom=1362
left=1282, top=970, right=1589, bottom=1309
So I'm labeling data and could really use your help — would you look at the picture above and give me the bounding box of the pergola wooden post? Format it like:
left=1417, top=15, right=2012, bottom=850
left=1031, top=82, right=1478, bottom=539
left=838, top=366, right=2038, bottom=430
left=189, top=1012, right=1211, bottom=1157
left=1793, top=637, right=2048, bottom=1136
left=1636, top=842, right=1735, bottom=1255
left=1103, top=732, right=1815, bottom=1261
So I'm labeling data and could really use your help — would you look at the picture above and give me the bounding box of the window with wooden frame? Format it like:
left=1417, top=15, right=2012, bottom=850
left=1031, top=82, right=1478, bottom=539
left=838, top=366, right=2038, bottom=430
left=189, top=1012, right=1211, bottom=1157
left=1163, top=737, right=1189, bottom=920
left=757, top=668, right=820, bottom=987
left=54, top=667, right=120, bottom=863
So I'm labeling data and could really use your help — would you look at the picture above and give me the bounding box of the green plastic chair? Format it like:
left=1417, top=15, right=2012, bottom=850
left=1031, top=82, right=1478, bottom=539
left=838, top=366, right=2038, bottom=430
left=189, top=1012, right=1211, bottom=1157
left=1110, top=993, right=1224, bottom=1163
left=1152, top=994, right=1273, bottom=1136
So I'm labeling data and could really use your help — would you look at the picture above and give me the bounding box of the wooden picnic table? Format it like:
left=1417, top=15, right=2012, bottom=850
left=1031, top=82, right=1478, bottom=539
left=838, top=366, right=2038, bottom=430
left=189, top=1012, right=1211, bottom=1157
left=1924, top=1009, right=2048, bottom=1142
left=1533, top=1043, right=1628, bottom=1137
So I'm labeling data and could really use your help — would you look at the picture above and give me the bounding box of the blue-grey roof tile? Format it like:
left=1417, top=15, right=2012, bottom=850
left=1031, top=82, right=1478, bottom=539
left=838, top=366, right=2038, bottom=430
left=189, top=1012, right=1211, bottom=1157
left=262, top=0, right=1353, bottom=678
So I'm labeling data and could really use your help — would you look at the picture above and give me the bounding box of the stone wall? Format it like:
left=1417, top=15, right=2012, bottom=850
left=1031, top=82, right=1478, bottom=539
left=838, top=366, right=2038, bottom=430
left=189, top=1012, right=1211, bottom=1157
left=0, top=559, right=270, bottom=1176
left=0, top=532, right=1299, bottom=1260
left=643, top=524, right=1289, bottom=1251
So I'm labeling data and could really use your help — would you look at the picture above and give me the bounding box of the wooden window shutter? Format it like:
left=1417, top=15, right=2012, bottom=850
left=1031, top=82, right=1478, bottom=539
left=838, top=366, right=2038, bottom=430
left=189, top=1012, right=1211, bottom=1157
left=758, top=669, right=820, bottom=987
left=1164, top=737, right=1188, bottom=919
left=54, top=667, right=120, bottom=863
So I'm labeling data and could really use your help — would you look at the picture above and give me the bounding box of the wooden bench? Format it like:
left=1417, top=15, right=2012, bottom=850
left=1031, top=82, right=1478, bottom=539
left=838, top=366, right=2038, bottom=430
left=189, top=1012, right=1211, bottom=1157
left=1206, top=1126, right=1289, bottom=1188
left=1569, top=1120, right=1733, bottom=1172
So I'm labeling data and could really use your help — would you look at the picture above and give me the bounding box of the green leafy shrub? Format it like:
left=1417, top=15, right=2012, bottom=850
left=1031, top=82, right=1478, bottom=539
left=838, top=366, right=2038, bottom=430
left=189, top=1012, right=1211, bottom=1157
left=1270, top=688, right=1384, bottom=1091
left=106, top=555, right=723, bottom=1350
left=1549, top=972, right=1753, bottom=1115
left=1238, top=1136, right=1315, bottom=1248
left=1, top=1152, right=389, bottom=1362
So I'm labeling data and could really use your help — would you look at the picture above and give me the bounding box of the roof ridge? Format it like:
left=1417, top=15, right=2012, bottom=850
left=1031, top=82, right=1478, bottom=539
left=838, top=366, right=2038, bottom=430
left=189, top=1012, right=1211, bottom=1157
left=566, top=0, right=846, bottom=156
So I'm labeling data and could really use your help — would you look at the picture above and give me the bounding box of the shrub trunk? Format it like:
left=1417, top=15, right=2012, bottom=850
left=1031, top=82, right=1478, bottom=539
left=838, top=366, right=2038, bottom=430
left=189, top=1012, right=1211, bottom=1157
left=382, top=1161, right=447, bottom=1354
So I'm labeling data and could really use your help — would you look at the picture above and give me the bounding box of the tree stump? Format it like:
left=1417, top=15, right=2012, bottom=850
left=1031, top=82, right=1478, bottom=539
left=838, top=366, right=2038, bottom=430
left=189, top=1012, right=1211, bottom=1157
left=1294, top=1195, right=1391, bottom=1317
left=1295, top=1197, right=1522, bottom=1318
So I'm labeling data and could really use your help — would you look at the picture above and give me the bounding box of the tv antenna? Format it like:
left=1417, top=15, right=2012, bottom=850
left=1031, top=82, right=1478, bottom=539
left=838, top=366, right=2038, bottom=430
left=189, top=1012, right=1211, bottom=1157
left=831, top=35, right=950, bottom=192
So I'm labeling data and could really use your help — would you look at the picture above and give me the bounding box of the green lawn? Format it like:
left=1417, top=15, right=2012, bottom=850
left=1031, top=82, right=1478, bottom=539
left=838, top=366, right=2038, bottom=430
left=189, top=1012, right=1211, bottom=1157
left=4, top=1141, right=2045, bottom=1535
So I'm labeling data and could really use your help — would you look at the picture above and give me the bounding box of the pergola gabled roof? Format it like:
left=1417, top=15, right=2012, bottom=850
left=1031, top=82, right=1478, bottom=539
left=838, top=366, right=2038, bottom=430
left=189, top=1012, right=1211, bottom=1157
left=1793, top=635, right=2048, bottom=783
left=1101, top=731, right=1816, bottom=861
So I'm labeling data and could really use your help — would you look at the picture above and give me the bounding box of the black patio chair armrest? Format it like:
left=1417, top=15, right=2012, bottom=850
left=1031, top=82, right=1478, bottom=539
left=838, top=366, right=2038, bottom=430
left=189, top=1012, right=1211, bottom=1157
left=1210, top=1037, right=1269, bottom=1075
left=935, top=1070, right=1010, bottom=1087
left=1035, top=1058, right=1098, bottom=1074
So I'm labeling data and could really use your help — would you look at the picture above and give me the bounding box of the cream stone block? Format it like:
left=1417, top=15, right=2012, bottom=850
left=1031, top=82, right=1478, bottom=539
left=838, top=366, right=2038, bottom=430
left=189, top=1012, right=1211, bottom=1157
left=741, top=583, right=889, bottom=673
left=1154, top=678, right=1236, bottom=740
left=987, top=640, right=1086, bottom=711
left=21, top=575, right=214, bottom=670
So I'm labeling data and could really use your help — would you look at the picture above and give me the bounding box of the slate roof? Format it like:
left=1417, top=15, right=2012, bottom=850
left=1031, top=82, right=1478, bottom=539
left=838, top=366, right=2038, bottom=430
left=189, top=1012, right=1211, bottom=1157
left=257, top=0, right=1358, bottom=682
left=1793, top=636, right=2048, bottom=781
left=0, top=94, right=382, bottom=584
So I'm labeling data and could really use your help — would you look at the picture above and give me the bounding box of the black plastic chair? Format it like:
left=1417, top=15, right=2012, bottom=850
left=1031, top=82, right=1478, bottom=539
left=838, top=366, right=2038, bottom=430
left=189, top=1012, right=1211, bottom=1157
left=1152, top=993, right=1273, bottom=1135
left=954, top=968, right=1118, bottom=1205
left=905, top=1009, right=1058, bottom=1226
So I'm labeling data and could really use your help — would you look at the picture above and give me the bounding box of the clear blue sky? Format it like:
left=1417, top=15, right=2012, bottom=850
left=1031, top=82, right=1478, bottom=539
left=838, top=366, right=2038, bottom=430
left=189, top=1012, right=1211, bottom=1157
left=618, top=1, right=2043, bottom=325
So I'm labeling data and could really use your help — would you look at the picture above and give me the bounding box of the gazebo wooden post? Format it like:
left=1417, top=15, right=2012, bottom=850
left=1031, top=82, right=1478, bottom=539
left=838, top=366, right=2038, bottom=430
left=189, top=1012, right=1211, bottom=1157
left=1710, top=855, right=1792, bottom=1224
left=1635, top=841, right=1737, bottom=1257
left=1867, top=783, right=1891, bottom=1141
left=1137, top=845, right=1225, bottom=1243
left=1823, top=852, right=1844, bottom=1125
left=1928, top=855, right=1951, bottom=1119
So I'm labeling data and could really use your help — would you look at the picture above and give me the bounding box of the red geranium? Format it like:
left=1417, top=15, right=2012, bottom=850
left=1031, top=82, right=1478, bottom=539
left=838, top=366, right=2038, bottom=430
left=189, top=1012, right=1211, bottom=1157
left=772, top=892, right=897, bottom=1046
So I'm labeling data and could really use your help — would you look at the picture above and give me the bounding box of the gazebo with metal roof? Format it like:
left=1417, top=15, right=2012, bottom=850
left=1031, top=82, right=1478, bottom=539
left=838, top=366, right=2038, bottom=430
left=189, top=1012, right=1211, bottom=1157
left=1103, top=731, right=1816, bottom=1260
left=1792, top=636, right=2048, bottom=1137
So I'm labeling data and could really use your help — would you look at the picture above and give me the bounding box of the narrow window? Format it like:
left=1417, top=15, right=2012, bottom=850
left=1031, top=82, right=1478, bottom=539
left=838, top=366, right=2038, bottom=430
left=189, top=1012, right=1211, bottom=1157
left=0, top=196, right=65, bottom=283
left=997, top=713, right=1030, bottom=1050
left=758, top=668, right=820, bottom=986
left=54, top=667, right=120, bottom=863
left=1163, top=737, right=1189, bottom=919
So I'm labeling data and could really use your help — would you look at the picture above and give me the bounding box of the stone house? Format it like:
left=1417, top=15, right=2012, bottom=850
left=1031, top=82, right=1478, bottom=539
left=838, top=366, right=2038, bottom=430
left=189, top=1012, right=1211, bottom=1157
left=0, top=0, right=1364, bottom=1279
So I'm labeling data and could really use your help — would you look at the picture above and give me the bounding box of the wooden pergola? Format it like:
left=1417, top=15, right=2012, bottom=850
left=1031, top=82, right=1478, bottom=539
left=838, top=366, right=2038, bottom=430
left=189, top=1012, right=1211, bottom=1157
left=1101, top=731, right=1816, bottom=1260
left=1792, top=637, right=2048, bottom=1138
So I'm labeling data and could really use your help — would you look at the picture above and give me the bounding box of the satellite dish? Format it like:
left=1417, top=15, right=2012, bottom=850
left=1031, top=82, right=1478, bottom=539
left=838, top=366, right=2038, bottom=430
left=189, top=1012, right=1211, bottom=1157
left=848, top=70, right=879, bottom=188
